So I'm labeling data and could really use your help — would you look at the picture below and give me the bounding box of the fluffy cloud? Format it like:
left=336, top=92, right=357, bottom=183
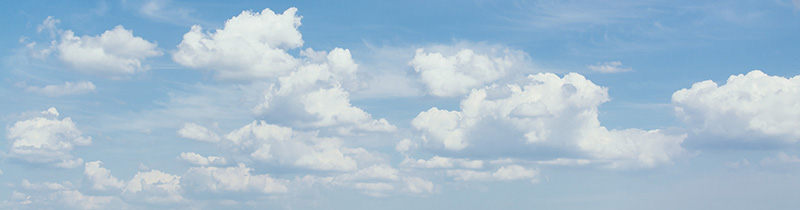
left=22, top=81, right=96, bottom=97
left=587, top=61, right=631, bottom=73
left=182, top=164, right=287, bottom=194
left=221, top=120, right=376, bottom=171
left=84, top=161, right=125, bottom=191
left=56, top=25, right=162, bottom=77
left=252, top=48, right=395, bottom=133
left=6, top=107, right=91, bottom=168
left=178, top=152, right=227, bottom=166
left=121, top=170, right=184, bottom=204
left=173, top=7, right=303, bottom=80
left=177, top=123, right=220, bottom=142
left=673, top=70, right=800, bottom=144
left=409, top=45, right=526, bottom=97
left=412, top=73, right=685, bottom=168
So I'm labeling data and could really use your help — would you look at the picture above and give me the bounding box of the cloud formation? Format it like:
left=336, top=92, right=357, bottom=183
left=5, top=107, right=91, bottom=168
left=409, top=45, right=525, bottom=97
left=56, top=25, right=162, bottom=77
left=182, top=164, right=288, bottom=194
left=673, top=70, right=800, bottom=144
left=412, top=72, right=685, bottom=168
left=587, top=61, right=631, bottom=73
left=173, top=7, right=303, bottom=80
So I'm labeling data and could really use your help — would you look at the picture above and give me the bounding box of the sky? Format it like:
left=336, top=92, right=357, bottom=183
left=1, top=0, right=800, bottom=209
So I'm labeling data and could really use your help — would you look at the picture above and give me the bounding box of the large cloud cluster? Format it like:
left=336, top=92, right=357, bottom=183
left=673, top=70, right=800, bottom=144
left=411, top=73, right=685, bottom=168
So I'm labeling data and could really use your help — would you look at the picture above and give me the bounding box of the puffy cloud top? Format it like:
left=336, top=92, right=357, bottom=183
left=409, top=47, right=521, bottom=97
left=173, top=7, right=303, bottom=80
left=182, top=164, right=288, bottom=194
left=6, top=107, right=91, bottom=168
left=673, top=70, right=800, bottom=144
left=57, top=25, right=162, bottom=77
left=412, top=73, right=685, bottom=168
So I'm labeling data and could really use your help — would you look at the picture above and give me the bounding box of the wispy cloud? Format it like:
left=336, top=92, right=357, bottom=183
left=137, top=0, right=204, bottom=26
left=21, top=81, right=97, bottom=97
left=587, top=61, right=632, bottom=73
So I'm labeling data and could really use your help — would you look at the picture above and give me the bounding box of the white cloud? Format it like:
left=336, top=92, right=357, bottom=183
left=252, top=48, right=395, bottom=133
left=21, top=179, right=71, bottom=191
left=121, top=170, right=184, bottom=204
left=222, top=120, right=369, bottom=171
left=403, top=177, right=434, bottom=194
left=335, top=164, right=400, bottom=182
left=56, top=25, right=162, bottom=77
left=178, top=152, right=227, bottom=166
left=84, top=161, right=125, bottom=191
left=325, top=164, right=435, bottom=196
left=587, top=61, right=631, bottom=73
left=37, top=16, right=60, bottom=37
left=173, top=7, right=303, bottom=80
left=409, top=45, right=525, bottom=97
left=400, top=156, right=483, bottom=169
left=182, top=163, right=288, bottom=194
left=177, top=123, right=220, bottom=142
left=23, top=81, right=96, bottom=97
left=673, top=70, right=800, bottom=144
left=412, top=73, right=685, bottom=168
left=446, top=164, right=539, bottom=183
left=138, top=0, right=200, bottom=25
left=395, top=139, right=417, bottom=153
left=56, top=190, right=114, bottom=210
left=6, top=107, right=91, bottom=167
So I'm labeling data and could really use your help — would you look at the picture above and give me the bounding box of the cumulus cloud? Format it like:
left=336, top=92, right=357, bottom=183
left=6, top=107, right=91, bottom=168
left=252, top=48, right=395, bottom=133
left=182, top=163, right=288, bottom=194
left=121, top=170, right=184, bottom=204
left=409, top=45, right=526, bottom=97
left=84, top=161, right=125, bottom=191
left=178, top=152, right=227, bottom=166
left=56, top=25, right=162, bottom=77
left=673, top=70, right=800, bottom=144
left=411, top=73, right=685, bottom=168
left=221, top=120, right=378, bottom=171
left=587, top=61, right=631, bottom=73
left=173, top=7, right=303, bottom=80
left=22, top=81, right=96, bottom=97
left=177, top=123, right=220, bottom=142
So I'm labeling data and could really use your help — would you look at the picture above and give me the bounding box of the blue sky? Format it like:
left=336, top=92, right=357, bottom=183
left=2, top=0, right=800, bottom=209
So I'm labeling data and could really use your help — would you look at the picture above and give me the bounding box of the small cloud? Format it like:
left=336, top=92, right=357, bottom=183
left=37, top=16, right=60, bottom=37
left=588, top=61, right=632, bottom=73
